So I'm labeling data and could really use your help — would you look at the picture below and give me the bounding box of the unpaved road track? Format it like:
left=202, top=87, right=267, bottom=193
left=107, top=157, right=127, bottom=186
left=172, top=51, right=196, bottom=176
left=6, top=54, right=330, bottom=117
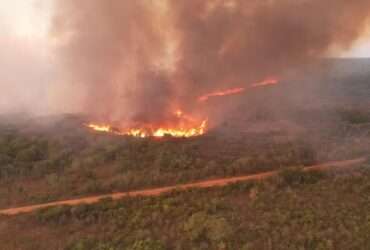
left=0, top=158, right=366, bottom=216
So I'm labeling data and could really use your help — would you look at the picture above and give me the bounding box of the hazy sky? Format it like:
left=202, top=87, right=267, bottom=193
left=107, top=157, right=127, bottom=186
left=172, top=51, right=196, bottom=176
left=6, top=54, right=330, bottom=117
left=0, top=0, right=369, bottom=115
left=342, top=36, right=370, bottom=58
left=0, top=0, right=55, bottom=114
left=0, top=0, right=51, bottom=39
left=1, top=0, right=369, bottom=57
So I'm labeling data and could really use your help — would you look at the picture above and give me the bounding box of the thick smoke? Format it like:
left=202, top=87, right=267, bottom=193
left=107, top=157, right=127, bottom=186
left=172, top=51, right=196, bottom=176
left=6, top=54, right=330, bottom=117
left=0, top=29, right=52, bottom=114
left=52, top=0, right=370, bottom=125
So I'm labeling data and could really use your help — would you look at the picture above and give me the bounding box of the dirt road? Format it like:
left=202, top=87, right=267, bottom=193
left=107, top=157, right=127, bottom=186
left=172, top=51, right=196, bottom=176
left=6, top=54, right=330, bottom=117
left=0, top=158, right=366, bottom=216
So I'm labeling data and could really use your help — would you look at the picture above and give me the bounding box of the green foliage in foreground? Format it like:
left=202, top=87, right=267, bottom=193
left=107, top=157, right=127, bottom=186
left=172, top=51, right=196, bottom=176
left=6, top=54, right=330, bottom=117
left=3, top=165, right=370, bottom=250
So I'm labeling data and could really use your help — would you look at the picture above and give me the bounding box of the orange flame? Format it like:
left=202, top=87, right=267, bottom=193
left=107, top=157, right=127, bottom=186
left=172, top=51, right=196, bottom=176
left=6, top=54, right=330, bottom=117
left=198, top=77, right=279, bottom=102
left=126, top=120, right=208, bottom=138
left=87, top=110, right=208, bottom=138
left=87, top=76, right=278, bottom=137
left=87, top=124, right=113, bottom=133
left=250, top=78, right=279, bottom=87
left=198, top=87, right=245, bottom=102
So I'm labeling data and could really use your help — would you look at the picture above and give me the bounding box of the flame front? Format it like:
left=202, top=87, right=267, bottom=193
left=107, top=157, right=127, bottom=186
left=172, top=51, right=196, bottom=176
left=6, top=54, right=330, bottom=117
left=198, top=87, right=245, bottom=102
left=250, top=78, right=279, bottom=87
left=87, top=76, right=278, bottom=138
left=198, top=77, right=279, bottom=102
left=87, top=110, right=208, bottom=138
left=126, top=120, right=207, bottom=138
left=87, top=124, right=113, bottom=133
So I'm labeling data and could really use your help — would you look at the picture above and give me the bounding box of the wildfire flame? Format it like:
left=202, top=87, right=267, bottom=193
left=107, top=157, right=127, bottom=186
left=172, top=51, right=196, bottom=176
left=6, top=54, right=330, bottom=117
left=250, top=78, right=279, bottom=87
left=87, top=110, right=208, bottom=138
left=126, top=120, right=207, bottom=138
left=87, top=76, right=278, bottom=138
left=198, top=87, right=245, bottom=102
left=198, top=77, right=279, bottom=102
left=87, top=124, right=113, bottom=133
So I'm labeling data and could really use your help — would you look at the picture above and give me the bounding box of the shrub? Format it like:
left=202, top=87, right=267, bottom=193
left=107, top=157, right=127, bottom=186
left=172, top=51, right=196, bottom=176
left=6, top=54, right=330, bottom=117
left=16, top=146, right=43, bottom=162
left=70, top=204, right=91, bottom=219
left=183, top=212, right=232, bottom=244
left=66, top=239, right=98, bottom=250
left=37, top=205, right=71, bottom=223
left=128, top=239, right=165, bottom=250
left=277, top=168, right=326, bottom=187
left=46, top=173, right=59, bottom=187
left=339, top=109, right=370, bottom=124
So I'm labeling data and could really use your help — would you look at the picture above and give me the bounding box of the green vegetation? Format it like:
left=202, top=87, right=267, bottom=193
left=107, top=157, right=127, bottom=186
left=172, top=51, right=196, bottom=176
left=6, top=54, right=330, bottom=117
left=0, top=105, right=369, bottom=209
left=0, top=68, right=370, bottom=249
left=338, top=109, right=370, bottom=125
left=1, top=164, right=370, bottom=250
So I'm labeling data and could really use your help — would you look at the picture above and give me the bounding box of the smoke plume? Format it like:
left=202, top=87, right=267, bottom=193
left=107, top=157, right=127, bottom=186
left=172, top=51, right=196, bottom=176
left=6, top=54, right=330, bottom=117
left=52, top=0, right=370, bottom=125
left=0, top=30, right=52, bottom=114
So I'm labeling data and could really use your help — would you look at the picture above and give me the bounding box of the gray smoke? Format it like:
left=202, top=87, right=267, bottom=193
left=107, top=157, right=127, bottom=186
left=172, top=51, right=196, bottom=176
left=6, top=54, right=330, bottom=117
left=52, top=0, right=370, bottom=125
